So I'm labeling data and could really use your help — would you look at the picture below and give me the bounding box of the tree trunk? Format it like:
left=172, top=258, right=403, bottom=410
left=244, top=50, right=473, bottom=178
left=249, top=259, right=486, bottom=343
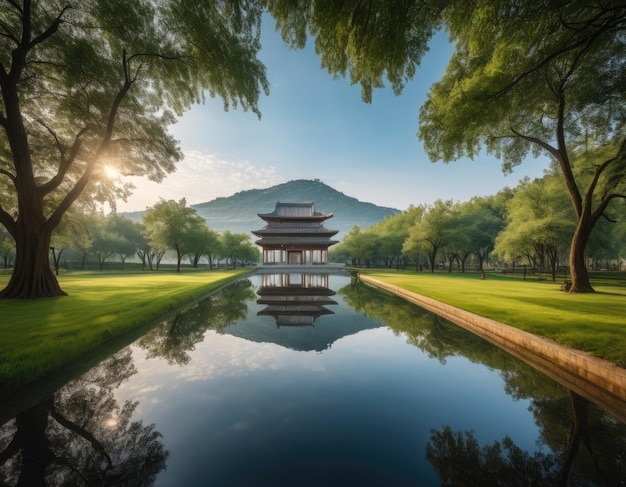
left=568, top=219, right=594, bottom=293
left=556, top=392, right=599, bottom=486
left=547, top=246, right=558, bottom=282
left=0, top=220, right=66, bottom=298
left=427, top=252, right=435, bottom=273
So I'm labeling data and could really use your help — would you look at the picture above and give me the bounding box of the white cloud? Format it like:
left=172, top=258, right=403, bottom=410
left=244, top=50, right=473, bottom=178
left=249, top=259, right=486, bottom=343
left=115, top=150, right=284, bottom=212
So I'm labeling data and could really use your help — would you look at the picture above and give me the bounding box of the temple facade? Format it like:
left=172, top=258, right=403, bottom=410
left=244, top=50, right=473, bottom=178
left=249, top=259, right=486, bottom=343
left=252, top=202, right=339, bottom=265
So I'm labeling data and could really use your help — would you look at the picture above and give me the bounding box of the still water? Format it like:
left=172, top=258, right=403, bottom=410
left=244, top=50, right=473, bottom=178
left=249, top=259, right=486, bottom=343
left=1, top=271, right=625, bottom=486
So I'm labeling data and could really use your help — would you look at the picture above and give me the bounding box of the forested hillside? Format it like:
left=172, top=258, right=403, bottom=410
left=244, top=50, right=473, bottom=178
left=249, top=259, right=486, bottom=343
left=125, top=179, right=399, bottom=239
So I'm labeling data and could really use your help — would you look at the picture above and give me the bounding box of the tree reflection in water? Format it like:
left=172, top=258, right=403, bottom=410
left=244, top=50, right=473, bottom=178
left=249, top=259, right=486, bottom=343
left=340, top=279, right=626, bottom=485
left=0, top=350, right=168, bottom=486
left=138, top=278, right=256, bottom=365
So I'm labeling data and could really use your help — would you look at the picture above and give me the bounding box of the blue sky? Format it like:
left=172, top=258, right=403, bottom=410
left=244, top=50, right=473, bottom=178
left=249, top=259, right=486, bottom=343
left=116, top=23, right=550, bottom=213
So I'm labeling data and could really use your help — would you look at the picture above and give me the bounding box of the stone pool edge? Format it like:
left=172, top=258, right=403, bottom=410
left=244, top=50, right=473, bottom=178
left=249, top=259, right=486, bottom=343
left=359, top=274, right=626, bottom=422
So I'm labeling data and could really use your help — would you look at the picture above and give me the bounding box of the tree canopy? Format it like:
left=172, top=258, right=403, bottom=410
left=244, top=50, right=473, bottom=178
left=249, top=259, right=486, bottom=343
left=267, top=0, right=442, bottom=102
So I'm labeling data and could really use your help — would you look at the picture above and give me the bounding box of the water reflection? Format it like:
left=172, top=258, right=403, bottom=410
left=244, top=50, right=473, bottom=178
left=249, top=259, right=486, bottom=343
left=1, top=272, right=625, bottom=486
left=257, top=272, right=337, bottom=327
left=343, top=280, right=626, bottom=485
left=0, top=351, right=168, bottom=486
left=138, top=279, right=256, bottom=365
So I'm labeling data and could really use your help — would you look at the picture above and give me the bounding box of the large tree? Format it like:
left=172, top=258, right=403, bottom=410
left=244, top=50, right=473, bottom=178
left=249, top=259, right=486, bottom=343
left=0, top=0, right=268, bottom=298
left=419, top=1, right=626, bottom=292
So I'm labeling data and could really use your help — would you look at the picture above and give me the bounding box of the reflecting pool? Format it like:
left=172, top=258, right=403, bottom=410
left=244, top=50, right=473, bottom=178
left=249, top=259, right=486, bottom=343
left=1, top=272, right=625, bottom=486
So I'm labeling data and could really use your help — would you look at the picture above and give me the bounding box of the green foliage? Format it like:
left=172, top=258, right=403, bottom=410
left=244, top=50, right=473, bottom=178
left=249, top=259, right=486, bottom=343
left=143, top=198, right=214, bottom=272
left=420, top=2, right=626, bottom=168
left=139, top=278, right=256, bottom=365
left=218, top=230, right=258, bottom=268
left=426, top=426, right=559, bottom=486
left=495, top=173, right=575, bottom=275
left=0, top=227, right=14, bottom=269
left=267, top=0, right=442, bottom=102
left=403, top=199, right=454, bottom=272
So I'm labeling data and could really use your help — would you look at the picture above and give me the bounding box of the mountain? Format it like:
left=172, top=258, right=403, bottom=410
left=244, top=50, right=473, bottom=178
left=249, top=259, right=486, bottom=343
left=125, top=179, right=400, bottom=240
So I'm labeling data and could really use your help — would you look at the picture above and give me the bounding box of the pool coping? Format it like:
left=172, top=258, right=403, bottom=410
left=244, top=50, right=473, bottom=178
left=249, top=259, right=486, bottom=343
left=359, top=274, right=626, bottom=423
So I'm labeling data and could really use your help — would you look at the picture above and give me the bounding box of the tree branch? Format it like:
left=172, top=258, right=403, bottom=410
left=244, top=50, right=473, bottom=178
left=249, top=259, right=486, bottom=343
left=38, top=123, right=88, bottom=196
left=0, top=434, right=20, bottom=463
left=0, top=18, right=20, bottom=45
left=0, top=167, right=16, bottom=184
left=594, top=193, right=626, bottom=223
left=0, top=205, right=17, bottom=238
left=555, top=91, right=583, bottom=217
left=27, top=4, right=71, bottom=50
left=586, top=138, right=626, bottom=213
left=4, top=0, right=23, bottom=14
left=47, top=56, right=135, bottom=229
left=49, top=407, right=114, bottom=469
left=493, top=6, right=626, bottom=97
left=509, top=127, right=560, bottom=159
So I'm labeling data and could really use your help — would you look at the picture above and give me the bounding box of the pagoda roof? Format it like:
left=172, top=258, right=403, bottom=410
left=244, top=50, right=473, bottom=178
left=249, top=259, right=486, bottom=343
left=253, top=236, right=339, bottom=247
left=258, top=202, right=333, bottom=221
left=252, top=225, right=339, bottom=237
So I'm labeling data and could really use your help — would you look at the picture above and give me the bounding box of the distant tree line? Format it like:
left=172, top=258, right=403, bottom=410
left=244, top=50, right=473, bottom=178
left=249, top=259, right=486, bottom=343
left=331, top=161, right=626, bottom=282
left=1, top=198, right=258, bottom=274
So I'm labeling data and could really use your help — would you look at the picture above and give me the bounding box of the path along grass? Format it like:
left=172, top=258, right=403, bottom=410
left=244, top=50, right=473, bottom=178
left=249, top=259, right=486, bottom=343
left=359, top=269, right=626, bottom=367
left=0, top=269, right=249, bottom=395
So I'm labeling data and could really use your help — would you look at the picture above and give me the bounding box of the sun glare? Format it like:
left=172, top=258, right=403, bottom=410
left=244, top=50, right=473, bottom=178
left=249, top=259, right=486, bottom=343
left=104, top=165, right=119, bottom=178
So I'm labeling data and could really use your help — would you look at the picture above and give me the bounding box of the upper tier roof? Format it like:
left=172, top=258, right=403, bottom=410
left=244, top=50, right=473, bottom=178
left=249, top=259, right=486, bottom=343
left=258, top=202, right=333, bottom=221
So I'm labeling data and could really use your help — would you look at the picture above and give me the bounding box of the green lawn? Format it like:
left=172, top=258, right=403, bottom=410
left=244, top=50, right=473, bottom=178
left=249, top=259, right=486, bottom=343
left=0, top=268, right=250, bottom=395
left=359, top=269, right=626, bottom=367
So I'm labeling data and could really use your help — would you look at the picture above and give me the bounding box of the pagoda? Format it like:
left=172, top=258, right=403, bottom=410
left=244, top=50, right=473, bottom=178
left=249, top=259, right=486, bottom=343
left=252, top=202, right=339, bottom=265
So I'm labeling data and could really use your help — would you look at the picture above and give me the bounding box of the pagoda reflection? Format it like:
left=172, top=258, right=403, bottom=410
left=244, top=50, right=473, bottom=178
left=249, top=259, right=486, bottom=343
left=257, top=273, right=338, bottom=327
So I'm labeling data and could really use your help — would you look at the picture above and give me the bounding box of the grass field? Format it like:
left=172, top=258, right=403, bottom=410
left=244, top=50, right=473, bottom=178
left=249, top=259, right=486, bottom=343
left=0, top=268, right=250, bottom=395
left=359, top=269, right=626, bottom=367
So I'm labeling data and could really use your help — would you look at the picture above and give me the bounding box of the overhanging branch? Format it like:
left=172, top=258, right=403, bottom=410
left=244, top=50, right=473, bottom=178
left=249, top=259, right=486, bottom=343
left=27, top=4, right=71, bottom=50
left=493, top=6, right=626, bottom=97
left=0, top=205, right=17, bottom=237
left=0, top=167, right=16, bottom=184
left=38, top=124, right=87, bottom=196
left=509, top=127, right=561, bottom=159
